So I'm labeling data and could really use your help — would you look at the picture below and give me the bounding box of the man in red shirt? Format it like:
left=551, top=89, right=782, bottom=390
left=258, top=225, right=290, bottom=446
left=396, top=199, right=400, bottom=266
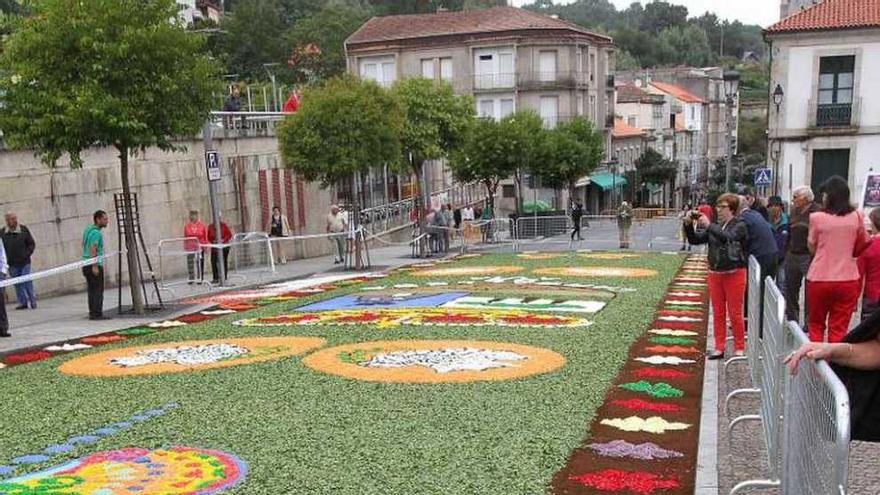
left=282, top=89, right=300, bottom=113
left=183, top=210, right=208, bottom=283
left=207, top=219, right=233, bottom=284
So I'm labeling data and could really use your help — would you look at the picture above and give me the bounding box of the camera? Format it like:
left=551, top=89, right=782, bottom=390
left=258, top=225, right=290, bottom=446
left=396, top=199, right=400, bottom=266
left=689, top=210, right=702, bottom=221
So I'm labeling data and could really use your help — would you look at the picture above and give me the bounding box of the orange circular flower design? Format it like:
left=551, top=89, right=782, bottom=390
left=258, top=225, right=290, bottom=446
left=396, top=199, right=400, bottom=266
left=411, top=265, right=524, bottom=277
left=533, top=266, right=658, bottom=278
left=302, top=339, right=565, bottom=383
left=59, top=336, right=325, bottom=377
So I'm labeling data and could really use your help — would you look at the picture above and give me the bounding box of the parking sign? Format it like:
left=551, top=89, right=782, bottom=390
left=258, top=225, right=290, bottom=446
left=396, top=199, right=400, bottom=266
left=205, top=150, right=221, bottom=182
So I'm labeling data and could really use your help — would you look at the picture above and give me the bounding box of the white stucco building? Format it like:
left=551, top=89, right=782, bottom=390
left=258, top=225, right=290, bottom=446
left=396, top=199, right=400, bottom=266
left=766, top=0, right=880, bottom=201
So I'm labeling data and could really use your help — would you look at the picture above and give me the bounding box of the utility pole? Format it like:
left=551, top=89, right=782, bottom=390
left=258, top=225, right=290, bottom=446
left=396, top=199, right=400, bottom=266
left=202, top=121, right=226, bottom=286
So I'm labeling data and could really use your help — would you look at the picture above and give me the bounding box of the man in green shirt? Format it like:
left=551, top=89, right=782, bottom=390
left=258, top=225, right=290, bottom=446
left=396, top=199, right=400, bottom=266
left=82, top=210, right=109, bottom=320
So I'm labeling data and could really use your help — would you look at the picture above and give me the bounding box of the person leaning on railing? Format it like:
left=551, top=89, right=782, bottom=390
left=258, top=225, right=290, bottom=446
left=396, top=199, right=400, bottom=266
left=683, top=193, right=749, bottom=360
left=786, top=306, right=880, bottom=441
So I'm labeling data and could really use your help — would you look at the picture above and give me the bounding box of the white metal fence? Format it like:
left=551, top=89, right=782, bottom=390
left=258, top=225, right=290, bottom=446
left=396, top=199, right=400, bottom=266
left=728, top=256, right=851, bottom=495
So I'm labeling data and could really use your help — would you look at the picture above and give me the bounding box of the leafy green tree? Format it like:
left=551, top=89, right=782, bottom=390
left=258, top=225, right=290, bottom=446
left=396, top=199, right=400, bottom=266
left=635, top=148, right=677, bottom=206
left=449, top=117, right=512, bottom=215
left=278, top=75, right=403, bottom=188
left=222, top=0, right=289, bottom=78
left=498, top=111, right=546, bottom=215
left=657, top=25, right=712, bottom=67
left=392, top=77, right=473, bottom=254
left=285, top=4, right=369, bottom=84
left=738, top=116, right=768, bottom=166
left=639, top=1, right=687, bottom=34
left=538, top=117, right=604, bottom=196
left=0, top=0, right=219, bottom=314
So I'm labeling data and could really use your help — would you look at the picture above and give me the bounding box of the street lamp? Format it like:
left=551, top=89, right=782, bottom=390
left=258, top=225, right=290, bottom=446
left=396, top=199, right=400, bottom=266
left=723, top=70, right=740, bottom=192
left=263, top=63, right=280, bottom=112
left=772, top=84, right=784, bottom=111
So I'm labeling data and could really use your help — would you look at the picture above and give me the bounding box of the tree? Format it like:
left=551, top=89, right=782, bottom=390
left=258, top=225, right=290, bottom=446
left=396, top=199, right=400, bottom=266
left=0, top=0, right=219, bottom=314
left=538, top=117, right=604, bottom=197
left=499, top=111, right=546, bottom=215
left=278, top=75, right=403, bottom=188
left=657, top=25, right=712, bottom=67
left=449, top=117, right=513, bottom=215
left=639, top=1, right=687, bottom=34
left=285, top=5, right=369, bottom=84
left=635, top=149, right=677, bottom=206
left=392, top=77, right=473, bottom=254
left=222, top=0, right=289, bottom=79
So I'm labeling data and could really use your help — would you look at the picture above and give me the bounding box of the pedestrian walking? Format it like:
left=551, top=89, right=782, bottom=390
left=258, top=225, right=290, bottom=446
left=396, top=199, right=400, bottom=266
left=0, top=212, right=36, bottom=309
left=570, top=201, right=584, bottom=241
left=617, top=201, right=633, bottom=249
left=684, top=193, right=749, bottom=359
left=208, top=219, right=233, bottom=284
left=784, top=186, right=820, bottom=323
left=858, top=208, right=880, bottom=322
left=326, top=205, right=347, bottom=264
left=767, top=196, right=789, bottom=286
left=0, top=239, right=9, bottom=337
left=183, top=210, right=208, bottom=284
left=82, top=210, right=109, bottom=320
left=806, top=176, right=870, bottom=343
left=269, top=206, right=292, bottom=265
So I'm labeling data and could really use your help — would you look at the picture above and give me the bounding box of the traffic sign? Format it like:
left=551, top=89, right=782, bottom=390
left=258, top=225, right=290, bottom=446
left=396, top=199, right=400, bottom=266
left=754, top=167, right=772, bottom=186
left=205, top=150, right=221, bottom=182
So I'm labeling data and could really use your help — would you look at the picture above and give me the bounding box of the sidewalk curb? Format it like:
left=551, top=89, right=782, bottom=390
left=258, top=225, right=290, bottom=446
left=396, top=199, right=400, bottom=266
left=695, top=309, right=719, bottom=494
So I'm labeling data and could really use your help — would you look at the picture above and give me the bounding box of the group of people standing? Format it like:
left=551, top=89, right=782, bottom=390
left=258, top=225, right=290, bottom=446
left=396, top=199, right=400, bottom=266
left=684, top=177, right=877, bottom=360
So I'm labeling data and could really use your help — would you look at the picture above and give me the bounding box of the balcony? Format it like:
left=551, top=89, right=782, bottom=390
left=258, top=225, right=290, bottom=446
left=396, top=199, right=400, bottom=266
left=517, top=71, right=585, bottom=90
left=816, top=103, right=852, bottom=127
left=808, top=97, right=861, bottom=134
left=473, top=72, right=516, bottom=91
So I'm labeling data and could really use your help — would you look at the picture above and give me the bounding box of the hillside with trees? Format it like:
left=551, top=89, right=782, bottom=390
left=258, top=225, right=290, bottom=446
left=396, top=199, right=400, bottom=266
left=522, top=0, right=765, bottom=69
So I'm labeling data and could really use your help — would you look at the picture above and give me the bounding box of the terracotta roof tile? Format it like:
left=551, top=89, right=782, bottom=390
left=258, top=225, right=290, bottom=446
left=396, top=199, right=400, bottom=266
left=766, top=0, right=880, bottom=33
left=346, top=6, right=611, bottom=47
left=612, top=119, right=645, bottom=138
left=649, top=81, right=705, bottom=104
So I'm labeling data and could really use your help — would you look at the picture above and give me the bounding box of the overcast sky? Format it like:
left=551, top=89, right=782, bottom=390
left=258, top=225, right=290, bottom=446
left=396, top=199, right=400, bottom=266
left=510, top=0, right=780, bottom=28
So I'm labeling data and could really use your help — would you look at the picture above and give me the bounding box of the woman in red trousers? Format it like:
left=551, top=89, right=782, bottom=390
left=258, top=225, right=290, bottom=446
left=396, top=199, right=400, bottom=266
left=684, top=193, right=750, bottom=359
left=806, top=176, right=870, bottom=343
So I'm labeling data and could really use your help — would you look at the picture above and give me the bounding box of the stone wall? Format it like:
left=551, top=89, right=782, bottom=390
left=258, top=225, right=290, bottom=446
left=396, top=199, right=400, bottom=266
left=0, top=134, right=339, bottom=297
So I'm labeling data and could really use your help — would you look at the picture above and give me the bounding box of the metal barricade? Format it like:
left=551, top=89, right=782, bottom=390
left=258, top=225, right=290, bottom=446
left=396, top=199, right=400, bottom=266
left=228, top=232, right=275, bottom=280
left=464, top=218, right=515, bottom=251
left=156, top=237, right=206, bottom=295
left=514, top=215, right=573, bottom=250
left=725, top=258, right=764, bottom=431
left=781, top=321, right=850, bottom=495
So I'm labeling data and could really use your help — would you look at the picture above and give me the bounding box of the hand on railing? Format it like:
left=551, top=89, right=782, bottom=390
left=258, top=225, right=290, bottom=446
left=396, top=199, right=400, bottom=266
left=784, top=342, right=840, bottom=375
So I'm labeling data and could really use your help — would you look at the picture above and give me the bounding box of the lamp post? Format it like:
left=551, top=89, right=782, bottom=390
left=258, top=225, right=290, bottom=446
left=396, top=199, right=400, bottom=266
left=723, top=70, right=740, bottom=192
left=771, top=84, right=784, bottom=194
left=610, top=156, right=620, bottom=210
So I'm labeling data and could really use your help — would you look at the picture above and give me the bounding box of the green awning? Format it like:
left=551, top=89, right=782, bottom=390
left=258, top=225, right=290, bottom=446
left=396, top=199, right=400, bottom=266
left=589, top=172, right=628, bottom=191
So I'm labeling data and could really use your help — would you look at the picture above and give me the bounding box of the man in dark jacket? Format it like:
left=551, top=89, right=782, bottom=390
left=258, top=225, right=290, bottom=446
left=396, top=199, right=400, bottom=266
left=0, top=212, right=36, bottom=309
left=570, top=201, right=584, bottom=241
left=784, top=186, right=820, bottom=323
left=738, top=196, right=779, bottom=280
left=742, top=186, right=770, bottom=221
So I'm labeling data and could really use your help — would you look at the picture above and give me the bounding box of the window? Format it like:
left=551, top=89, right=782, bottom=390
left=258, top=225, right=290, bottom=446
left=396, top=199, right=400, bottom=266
left=690, top=106, right=695, bottom=120
left=474, top=48, right=514, bottom=89
left=576, top=47, right=583, bottom=79
left=539, top=50, right=557, bottom=82
left=502, top=184, right=516, bottom=198
left=500, top=98, right=515, bottom=118
left=576, top=95, right=584, bottom=116
left=589, top=53, right=596, bottom=82
left=817, top=55, right=855, bottom=126
left=627, top=116, right=637, bottom=127
left=421, top=59, right=435, bottom=79
left=440, top=57, right=453, bottom=82
left=478, top=99, right=494, bottom=118
left=589, top=95, right=596, bottom=121
left=540, top=95, right=559, bottom=128
left=359, top=56, right=396, bottom=87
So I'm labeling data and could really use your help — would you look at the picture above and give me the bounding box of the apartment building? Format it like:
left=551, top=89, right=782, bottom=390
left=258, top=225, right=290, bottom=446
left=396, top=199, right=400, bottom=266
left=766, top=0, right=880, bottom=202
left=345, top=6, right=616, bottom=212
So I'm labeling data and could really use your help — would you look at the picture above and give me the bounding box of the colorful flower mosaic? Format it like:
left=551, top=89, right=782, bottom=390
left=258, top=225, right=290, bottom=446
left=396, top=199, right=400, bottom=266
left=0, top=446, right=246, bottom=494
left=516, top=252, right=565, bottom=260
left=552, top=254, right=709, bottom=494
left=533, top=266, right=658, bottom=278
left=234, top=308, right=593, bottom=329
left=302, top=339, right=566, bottom=383
left=59, top=337, right=325, bottom=377
left=579, top=253, right=642, bottom=260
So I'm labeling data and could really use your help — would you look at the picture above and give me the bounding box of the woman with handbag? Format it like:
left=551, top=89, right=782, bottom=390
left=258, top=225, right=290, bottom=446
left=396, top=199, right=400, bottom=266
left=684, top=193, right=750, bottom=359
left=805, top=176, right=871, bottom=343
